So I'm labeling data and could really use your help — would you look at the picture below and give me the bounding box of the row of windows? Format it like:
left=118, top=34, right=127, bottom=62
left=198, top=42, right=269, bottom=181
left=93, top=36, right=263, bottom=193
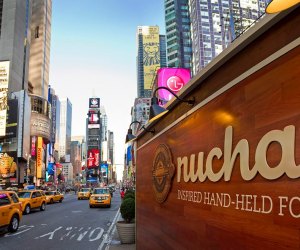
left=166, top=25, right=177, bottom=33
left=165, top=1, right=174, bottom=9
left=31, top=96, right=51, bottom=117
left=165, top=7, right=175, bottom=15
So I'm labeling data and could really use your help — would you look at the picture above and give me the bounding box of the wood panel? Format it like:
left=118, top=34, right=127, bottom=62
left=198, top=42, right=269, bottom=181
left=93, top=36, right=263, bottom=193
left=136, top=23, right=300, bottom=249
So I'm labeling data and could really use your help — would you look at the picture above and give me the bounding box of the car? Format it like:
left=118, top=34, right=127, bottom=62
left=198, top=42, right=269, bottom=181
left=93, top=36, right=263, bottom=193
left=77, top=188, right=91, bottom=200
left=17, top=190, right=46, bottom=214
left=89, top=188, right=111, bottom=208
left=44, top=191, right=64, bottom=204
left=0, top=191, right=23, bottom=232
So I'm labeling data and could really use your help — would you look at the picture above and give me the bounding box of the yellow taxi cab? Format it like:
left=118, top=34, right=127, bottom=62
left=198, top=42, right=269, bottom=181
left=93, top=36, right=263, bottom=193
left=89, top=187, right=111, bottom=208
left=0, top=191, right=23, bottom=232
left=77, top=188, right=91, bottom=200
left=44, top=190, right=64, bottom=204
left=17, top=190, right=46, bottom=214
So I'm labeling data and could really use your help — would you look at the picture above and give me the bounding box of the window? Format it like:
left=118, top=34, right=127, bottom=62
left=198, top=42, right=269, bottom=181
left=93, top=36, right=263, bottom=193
left=35, top=26, right=39, bottom=38
left=9, top=193, right=19, bottom=203
left=0, top=194, right=10, bottom=206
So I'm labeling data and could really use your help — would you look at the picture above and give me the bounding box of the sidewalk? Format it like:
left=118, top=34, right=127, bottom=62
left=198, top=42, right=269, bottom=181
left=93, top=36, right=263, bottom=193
left=107, top=213, right=136, bottom=250
left=107, top=228, right=136, bottom=250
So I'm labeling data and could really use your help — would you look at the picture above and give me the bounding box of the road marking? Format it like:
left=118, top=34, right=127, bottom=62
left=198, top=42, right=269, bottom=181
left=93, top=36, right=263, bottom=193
left=89, top=227, right=104, bottom=241
left=77, top=227, right=91, bottom=241
left=4, top=225, right=34, bottom=237
left=98, top=208, right=120, bottom=250
left=35, top=226, right=63, bottom=239
left=71, top=210, right=82, bottom=213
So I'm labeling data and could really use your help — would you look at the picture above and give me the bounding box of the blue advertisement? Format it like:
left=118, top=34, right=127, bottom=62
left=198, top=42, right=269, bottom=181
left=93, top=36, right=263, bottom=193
left=101, top=163, right=108, bottom=177
left=47, top=162, right=55, bottom=175
left=86, top=169, right=98, bottom=182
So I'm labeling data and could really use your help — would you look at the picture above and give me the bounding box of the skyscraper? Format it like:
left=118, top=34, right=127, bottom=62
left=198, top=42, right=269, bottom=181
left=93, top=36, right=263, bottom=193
left=164, top=0, right=193, bottom=71
left=188, top=0, right=267, bottom=74
left=136, top=26, right=167, bottom=98
left=28, top=0, right=52, bottom=99
left=100, top=106, right=107, bottom=142
left=0, top=0, right=31, bottom=92
left=59, top=98, right=72, bottom=161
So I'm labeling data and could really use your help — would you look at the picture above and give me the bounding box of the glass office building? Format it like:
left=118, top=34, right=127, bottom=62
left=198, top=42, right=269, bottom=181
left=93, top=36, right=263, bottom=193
left=189, top=0, right=268, bottom=74
left=164, top=0, right=193, bottom=72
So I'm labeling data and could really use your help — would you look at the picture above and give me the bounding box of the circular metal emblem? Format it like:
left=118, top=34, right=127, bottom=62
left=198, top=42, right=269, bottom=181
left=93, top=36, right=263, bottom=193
left=152, top=144, right=175, bottom=203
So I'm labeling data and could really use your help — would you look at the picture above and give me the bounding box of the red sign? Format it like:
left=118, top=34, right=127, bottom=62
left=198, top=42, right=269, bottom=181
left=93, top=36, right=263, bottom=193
left=87, top=149, right=100, bottom=168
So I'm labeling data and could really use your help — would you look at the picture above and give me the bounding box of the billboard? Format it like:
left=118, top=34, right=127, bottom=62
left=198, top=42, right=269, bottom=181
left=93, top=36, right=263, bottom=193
left=0, top=99, right=18, bottom=139
left=89, top=98, right=100, bottom=109
left=51, top=96, right=57, bottom=143
left=88, top=110, right=100, bottom=129
left=0, top=152, right=17, bottom=181
left=87, top=149, right=100, bottom=168
left=36, top=137, right=43, bottom=178
left=143, top=26, right=160, bottom=90
left=0, top=61, right=10, bottom=136
left=157, top=68, right=191, bottom=102
left=101, top=163, right=108, bottom=178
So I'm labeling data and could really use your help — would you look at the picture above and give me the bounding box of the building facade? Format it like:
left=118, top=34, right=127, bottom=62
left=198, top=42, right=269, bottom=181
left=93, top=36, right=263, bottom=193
left=86, top=97, right=101, bottom=185
left=70, top=140, right=81, bottom=178
left=0, top=0, right=31, bottom=93
left=59, top=98, right=72, bottom=162
left=164, top=0, right=193, bottom=72
left=188, top=0, right=267, bottom=74
left=28, top=0, right=52, bottom=99
left=0, top=0, right=53, bottom=187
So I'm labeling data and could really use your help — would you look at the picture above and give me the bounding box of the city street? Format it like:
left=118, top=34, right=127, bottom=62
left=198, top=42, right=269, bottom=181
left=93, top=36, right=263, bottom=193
left=0, top=191, right=122, bottom=250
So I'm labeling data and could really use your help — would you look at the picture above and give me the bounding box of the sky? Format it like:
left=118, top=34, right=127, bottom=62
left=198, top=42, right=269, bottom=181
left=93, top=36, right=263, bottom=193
left=49, top=0, right=165, bottom=180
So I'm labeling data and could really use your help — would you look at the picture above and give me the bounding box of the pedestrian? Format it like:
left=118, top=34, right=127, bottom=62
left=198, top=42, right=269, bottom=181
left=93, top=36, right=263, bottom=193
left=120, top=188, right=125, bottom=199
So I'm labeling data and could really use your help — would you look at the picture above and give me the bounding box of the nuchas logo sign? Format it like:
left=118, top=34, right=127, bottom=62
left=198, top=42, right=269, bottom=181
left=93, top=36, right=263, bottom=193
left=152, top=144, right=175, bottom=203
left=153, top=125, right=300, bottom=218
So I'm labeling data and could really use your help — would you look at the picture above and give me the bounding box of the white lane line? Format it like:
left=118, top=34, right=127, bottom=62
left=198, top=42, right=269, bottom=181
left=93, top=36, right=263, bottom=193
left=4, top=225, right=34, bottom=237
left=97, top=208, right=120, bottom=250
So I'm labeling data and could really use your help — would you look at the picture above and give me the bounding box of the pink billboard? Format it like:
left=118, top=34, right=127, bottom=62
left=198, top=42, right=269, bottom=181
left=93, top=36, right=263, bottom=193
left=157, top=68, right=191, bottom=102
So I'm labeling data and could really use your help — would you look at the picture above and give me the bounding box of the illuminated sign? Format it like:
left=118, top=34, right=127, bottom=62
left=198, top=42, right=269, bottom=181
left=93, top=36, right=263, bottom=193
left=142, top=26, right=160, bottom=90
left=51, top=96, right=57, bottom=143
left=88, top=110, right=100, bottom=128
left=0, top=152, right=17, bottom=180
left=87, top=149, right=100, bottom=168
left=157, top=68, right=191, bottom=101
left=88, top=110, right=100, bottom=124
left=101, top=163, right=108, bottom=178
left=31, top=136, right=36, bottom=156
left=0, top=99, right=18, bottom=139
left=0, top=61, right=10, bottom=136
left=89, top=98, right=100, bottom=109
left=36, top=137, right=43, bottom=178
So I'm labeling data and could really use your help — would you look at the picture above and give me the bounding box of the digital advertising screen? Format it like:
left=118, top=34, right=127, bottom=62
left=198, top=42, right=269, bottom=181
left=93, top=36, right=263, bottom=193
left=89, top=98, right=100, bottom=109
left=87, top=149, right=100, bottom=168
